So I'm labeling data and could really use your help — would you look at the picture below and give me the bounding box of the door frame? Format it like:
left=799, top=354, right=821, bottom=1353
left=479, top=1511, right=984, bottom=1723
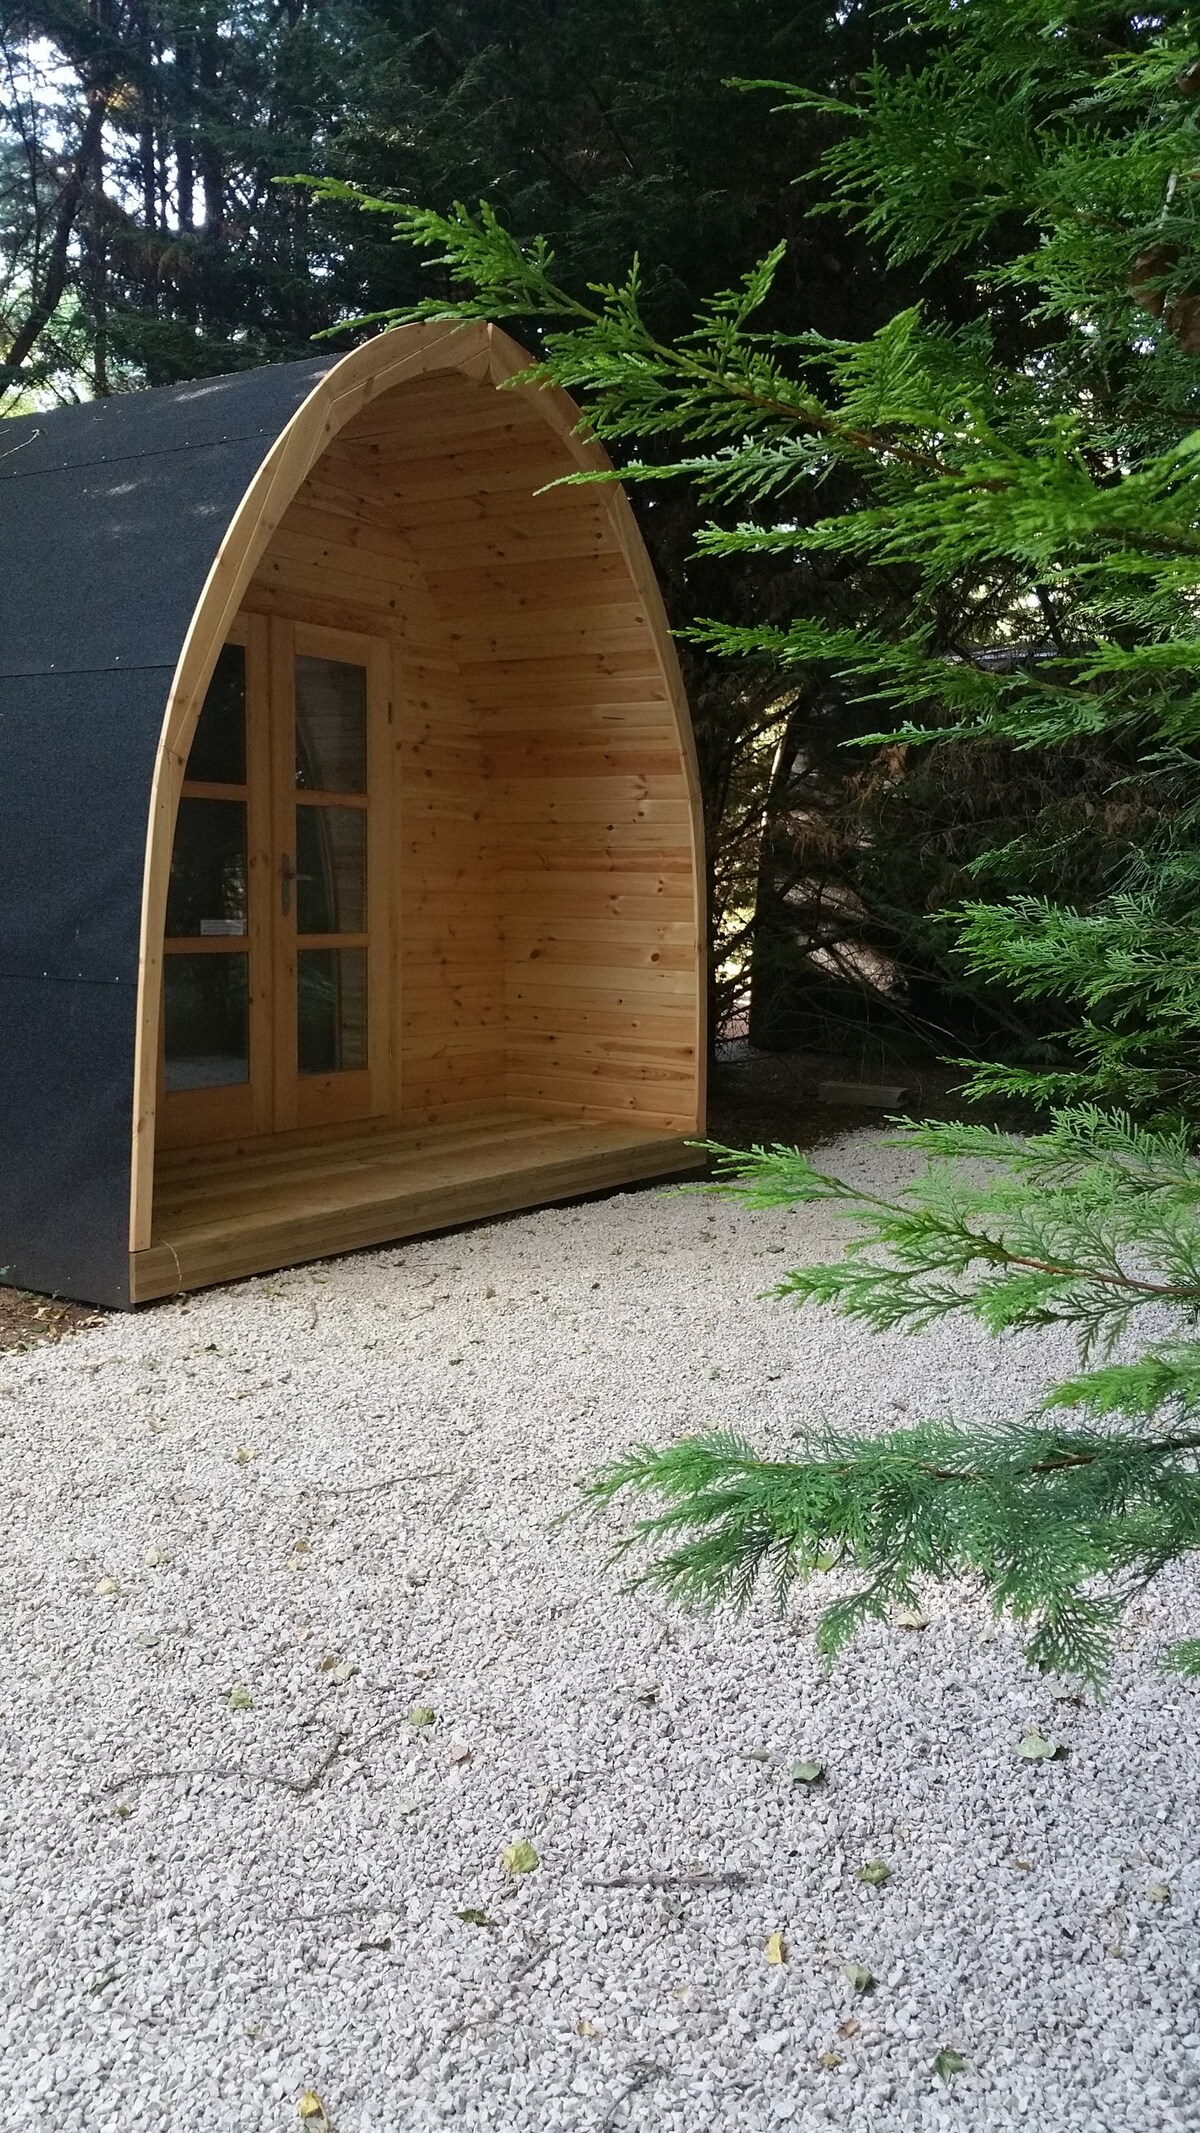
left=156, top=612, right=273, bottom=1152
left=270, top=617, right=393, bottom=1133
left=157, top=614, right=392, bottom=1151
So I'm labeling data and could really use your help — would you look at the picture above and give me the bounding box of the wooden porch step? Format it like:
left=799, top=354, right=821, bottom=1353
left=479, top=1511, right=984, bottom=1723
left=132, top=1110, right=705, bottom=1301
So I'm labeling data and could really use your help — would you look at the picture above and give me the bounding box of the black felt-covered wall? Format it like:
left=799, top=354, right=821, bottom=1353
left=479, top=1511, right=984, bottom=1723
left=0, top=357, right=335, bottom=1305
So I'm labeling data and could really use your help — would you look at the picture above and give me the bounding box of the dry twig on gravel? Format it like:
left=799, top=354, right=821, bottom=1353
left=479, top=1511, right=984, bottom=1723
left=585, top=1869, right=749, bottom=1891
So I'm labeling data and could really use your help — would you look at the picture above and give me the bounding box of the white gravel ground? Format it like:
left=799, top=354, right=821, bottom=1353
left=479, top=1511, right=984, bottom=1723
left=2, top=1131, right=1198, bottom=2133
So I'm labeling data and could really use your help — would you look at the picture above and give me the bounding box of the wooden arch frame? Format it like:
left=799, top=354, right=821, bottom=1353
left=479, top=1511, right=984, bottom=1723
left=131, top=321, right=705, bottom=1260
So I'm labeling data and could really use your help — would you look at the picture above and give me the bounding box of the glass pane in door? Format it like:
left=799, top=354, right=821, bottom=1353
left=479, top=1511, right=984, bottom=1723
left=297, top=948, right=367, bottom=1074
left=295, top=657, right=367, bottom=792
left=186, top=644, right=246, bottom=784
left=165, top=799, right=247, bottom=937
left=163, top=954, right=249, bottom=1089
left=295, top=806, right=366, bottom=934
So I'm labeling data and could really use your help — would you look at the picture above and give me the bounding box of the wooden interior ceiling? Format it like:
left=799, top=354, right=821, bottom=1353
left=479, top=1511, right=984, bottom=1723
left=235, top=363, right=702, bottom=1137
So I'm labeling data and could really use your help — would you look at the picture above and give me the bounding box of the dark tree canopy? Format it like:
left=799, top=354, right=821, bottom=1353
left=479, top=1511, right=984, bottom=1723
left=0, top=0, right=1145, bottom=1060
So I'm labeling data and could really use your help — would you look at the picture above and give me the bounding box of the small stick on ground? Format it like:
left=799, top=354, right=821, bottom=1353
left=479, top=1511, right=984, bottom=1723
left=104, top=1728, right=349, bottom=1799
left=585, top=1869, right=749, bottom=1891
left=594, top=2061, right=665, bottom=2129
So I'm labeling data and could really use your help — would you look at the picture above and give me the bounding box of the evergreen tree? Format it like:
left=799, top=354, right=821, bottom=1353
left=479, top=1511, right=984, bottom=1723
left=313, top=0, right=1200, bottom=1683
left=326, top=0, right=952, bottom=1048
left=2, top=0, right=943, bottom=1045
left=1, top=1, right=1126, bottom=1062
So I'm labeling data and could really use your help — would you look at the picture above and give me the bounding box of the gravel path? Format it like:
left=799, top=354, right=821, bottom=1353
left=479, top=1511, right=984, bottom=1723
left=2, top=1132, right=1197, bottom=2133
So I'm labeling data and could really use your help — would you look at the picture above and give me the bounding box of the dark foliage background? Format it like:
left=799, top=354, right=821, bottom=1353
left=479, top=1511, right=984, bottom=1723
left=0, top=0, right=1141, bottom=1068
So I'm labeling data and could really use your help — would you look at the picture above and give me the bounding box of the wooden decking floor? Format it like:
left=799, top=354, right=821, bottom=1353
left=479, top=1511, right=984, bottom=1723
left=131, top=1106, right=705, bottom=1301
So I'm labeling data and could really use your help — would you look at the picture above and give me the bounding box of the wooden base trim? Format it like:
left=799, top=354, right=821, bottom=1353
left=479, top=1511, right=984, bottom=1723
left=129, top=1114, right=706, bottom=1302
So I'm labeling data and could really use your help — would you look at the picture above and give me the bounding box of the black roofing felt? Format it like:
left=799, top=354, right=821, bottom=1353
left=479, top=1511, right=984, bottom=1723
left=0, top=355, right=334, bottom=679
left=0, top=971, right=138, bottom=1307
left=0, top=666, right=172, bottom=984
left=0, top=353, right=344, bottom=1306
left=0, top=354, right=332, bottom=483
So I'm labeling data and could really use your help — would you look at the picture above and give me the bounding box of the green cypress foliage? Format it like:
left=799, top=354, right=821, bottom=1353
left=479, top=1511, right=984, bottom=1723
left=314, top=0, right=1200, bottom=1683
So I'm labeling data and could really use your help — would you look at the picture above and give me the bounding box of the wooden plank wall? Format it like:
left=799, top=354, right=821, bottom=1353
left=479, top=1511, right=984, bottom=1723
left=237, top=365, right=701, bottom=1135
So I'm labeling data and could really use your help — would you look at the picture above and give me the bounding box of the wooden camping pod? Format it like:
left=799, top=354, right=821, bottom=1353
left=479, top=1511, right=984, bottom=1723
left=0, top=324, right=705, bottom=1307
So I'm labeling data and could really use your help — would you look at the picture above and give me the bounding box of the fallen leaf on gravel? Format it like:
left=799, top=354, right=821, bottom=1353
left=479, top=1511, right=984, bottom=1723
left=1148, top=1881, right=1171, bottom=1903
left=95, top=1577, right=119, bottom=1598
left=227, top=1684, right=252, bottom=1711
left=818, top=2051, right=841, bottom=2070
left=112, top=1803, right=133, bottom=1820
left=858, top=1860, right=890, bottom=1887
left=933, top=2049, right=967, bottom=2083
left=764, top=1931, right=787, bottom=1965
left=502, top=1839, right=540, bottom=1875
left=891, top=1605, right=929, bottom=1631
left=297, top=2094, right=329, bottom=2127
left=447, top=1741, right=473, bottom=1764
left=841, top=1962, right=874, bottom=1994
left=837, top=2019, right=860, bottom=2039
left=812, top=1550, right=842, bottom=1573
left=233, top=1446, right=256, bottom=1466
left=1016, top=1728, right=1065, bottom=1761
left=407, top=1705, right=436, bottom=1729
left=455, top=1908, right=498, bottom=1928
left=395, top=1796, right=420, bottom=1816
left=575, top=2017, right=599, bottom=2037
left=142, top=1544, right=168, bottom=1568
left=791, top=1760, right=824, bottom=1785
left=329, top=1660, right=358, bottom=1685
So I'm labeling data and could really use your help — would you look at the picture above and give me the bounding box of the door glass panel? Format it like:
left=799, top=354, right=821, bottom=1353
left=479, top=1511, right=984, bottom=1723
left=165, top=798, right=247, bottom=937
left=164, top=954, right=249, bottom=1089
left=295, top=806, right=366, bottom=934
left=297, top=948, right=367, bottom=1074
left=187, top=643, right=246, bottom=785
left=295, top=657, right=367, bottom=792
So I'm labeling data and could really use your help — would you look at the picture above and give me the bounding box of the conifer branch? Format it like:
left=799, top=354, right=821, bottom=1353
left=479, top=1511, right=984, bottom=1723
left=326, top=1, right=1200, bottom=1681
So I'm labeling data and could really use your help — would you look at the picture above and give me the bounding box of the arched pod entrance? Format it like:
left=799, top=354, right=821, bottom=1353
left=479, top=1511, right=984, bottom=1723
left=125, top=323, right=705, bottom=1301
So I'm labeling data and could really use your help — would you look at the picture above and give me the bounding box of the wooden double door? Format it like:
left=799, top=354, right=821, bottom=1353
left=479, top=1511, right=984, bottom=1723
left=159, top=615, right=391, bottom=1151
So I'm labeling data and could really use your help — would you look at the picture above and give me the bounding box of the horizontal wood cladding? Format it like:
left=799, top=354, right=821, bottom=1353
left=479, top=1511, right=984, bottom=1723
left=220, top=346, right=702, bottom=1153
left=240, top=429, right=504, bottom=1128
left=425, top=552, right=638, bottom=607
